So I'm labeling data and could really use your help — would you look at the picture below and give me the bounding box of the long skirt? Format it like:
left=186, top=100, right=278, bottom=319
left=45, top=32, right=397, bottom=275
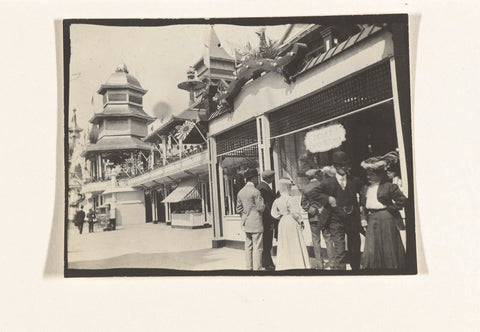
left=361, top=210, right=406, bottom=270
left=276, top=215, right=311, bottom=270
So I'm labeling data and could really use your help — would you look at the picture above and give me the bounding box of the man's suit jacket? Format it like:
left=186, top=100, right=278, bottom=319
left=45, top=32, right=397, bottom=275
left=313, top=175, right=362, bottom=229
left=359, top=181, right=407, bottom=230
left=301, top=179, right=330, bottom=228
left=256, top=181, right=277, bottom=229
left=76, top=210, right=86, bottom=224
left=236, top=183, right=265, bottom=233
left=87, top=211, right=96, bottom=222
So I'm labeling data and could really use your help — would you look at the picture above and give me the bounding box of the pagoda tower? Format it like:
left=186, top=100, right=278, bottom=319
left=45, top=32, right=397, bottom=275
left=193, top=25, right=236, bottom=84
left=82, top=64, right=155, bottom=181
left=186, top=26, right=236, bottom=119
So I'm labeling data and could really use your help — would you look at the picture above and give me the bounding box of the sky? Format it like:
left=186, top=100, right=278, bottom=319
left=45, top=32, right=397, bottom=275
left=68, top=23, right=288, bottom=135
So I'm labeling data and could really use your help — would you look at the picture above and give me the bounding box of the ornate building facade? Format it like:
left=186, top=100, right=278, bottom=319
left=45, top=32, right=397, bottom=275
left=74, top=23, right=413, bottom=266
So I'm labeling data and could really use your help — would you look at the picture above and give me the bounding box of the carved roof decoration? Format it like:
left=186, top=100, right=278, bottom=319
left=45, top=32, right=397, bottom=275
left=209, top=42, right=307, bottom=120
left=208, top=24, right=387, bottom=121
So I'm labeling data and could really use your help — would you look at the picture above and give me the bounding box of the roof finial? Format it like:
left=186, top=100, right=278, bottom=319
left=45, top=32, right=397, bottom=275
left=187, top=66, right=196, bottom=80
left=115, top=64, right=129, bottom=74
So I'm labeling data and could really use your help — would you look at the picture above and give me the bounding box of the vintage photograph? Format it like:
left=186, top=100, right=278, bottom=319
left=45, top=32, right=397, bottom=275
left=64, top=15, right=416, bottom=276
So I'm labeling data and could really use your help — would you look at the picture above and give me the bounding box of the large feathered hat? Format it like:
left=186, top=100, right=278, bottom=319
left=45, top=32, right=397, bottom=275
left=361, top=151, right=399, bottom=171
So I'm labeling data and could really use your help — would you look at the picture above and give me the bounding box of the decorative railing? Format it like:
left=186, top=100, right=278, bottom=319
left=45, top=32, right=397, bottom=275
left=149, top=143, right=207, bottom=171
left=127, top=150, right=209, bottom=187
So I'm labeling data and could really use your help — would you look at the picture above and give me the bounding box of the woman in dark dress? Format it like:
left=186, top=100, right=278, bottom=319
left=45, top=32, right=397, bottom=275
left=359, top=156, right=407, bottom=270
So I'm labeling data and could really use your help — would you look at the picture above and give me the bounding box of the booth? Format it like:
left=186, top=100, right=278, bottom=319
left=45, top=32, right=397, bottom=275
left=162, top=178, right=210, bottom=229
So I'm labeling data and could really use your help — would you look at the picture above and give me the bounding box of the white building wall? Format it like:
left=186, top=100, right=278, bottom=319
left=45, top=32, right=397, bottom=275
left=210, top=30, right=394, bottom=244
left=116, top=191, right=145, bottom=226
left=102, top=190, right=145, bottom=226
left=209, top=30, right=394, bottom=136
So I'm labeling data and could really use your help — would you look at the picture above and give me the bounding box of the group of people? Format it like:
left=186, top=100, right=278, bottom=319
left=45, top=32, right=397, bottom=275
left=73, top=204, right=117, bottom=234
left=236, top=150, right=408, bottom=271
left=73, top=206, right=96, bottom=234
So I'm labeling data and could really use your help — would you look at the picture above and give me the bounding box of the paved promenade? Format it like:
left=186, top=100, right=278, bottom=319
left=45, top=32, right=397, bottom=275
left=67, top=222, right=245, bottom=270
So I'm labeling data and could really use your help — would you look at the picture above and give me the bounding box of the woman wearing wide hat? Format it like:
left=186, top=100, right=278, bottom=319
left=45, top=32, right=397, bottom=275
left=359, top=152, right=407, bottom=270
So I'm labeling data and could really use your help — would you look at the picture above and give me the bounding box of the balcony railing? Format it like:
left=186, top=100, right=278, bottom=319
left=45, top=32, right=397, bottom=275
left=127, top=150, right=209, bottom=187
left=149, top=143, right=207, bottom=171
left=82, top=144, right=208, bottom=190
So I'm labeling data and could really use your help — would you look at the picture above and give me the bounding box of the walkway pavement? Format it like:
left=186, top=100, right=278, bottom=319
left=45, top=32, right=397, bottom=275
left=67, top=222, right=245, bottom=270
left=67, top=221, right=406, bottom=272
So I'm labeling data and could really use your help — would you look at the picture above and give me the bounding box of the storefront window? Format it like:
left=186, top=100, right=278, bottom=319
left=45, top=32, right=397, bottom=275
left=273, top=102, right=399, bottom=192
left=171, top=199, right=202, bottom=214
left=219, top=145, right=259, bottom=216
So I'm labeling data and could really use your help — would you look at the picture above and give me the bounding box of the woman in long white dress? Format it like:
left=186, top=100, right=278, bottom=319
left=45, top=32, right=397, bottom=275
left=271, top=179, right=311, bottom=270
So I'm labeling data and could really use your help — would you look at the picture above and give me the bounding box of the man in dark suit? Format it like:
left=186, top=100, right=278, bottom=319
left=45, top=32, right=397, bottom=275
left=256, top=169, right=277, bottom=270
left=314, top=151, right=364, bottom=270
left=301, top=169, right=330, bottom=269
left=87, top=208, right=96, bottom=233
left=75, top=205, right=86, bottom=235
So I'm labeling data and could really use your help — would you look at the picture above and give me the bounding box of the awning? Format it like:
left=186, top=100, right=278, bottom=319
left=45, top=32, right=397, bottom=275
left=162, top=179, right=201, bottom=203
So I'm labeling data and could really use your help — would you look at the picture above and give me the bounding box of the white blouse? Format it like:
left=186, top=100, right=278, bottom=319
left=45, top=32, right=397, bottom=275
left=365, top=183, right=387, bottom=209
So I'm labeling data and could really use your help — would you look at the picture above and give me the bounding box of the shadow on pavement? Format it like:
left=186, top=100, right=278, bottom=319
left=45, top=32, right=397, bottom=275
left=68, top=248, right=242, bottom=271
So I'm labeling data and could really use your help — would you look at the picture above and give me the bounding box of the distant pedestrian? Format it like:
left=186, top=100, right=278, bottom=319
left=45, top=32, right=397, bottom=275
left=236, top=168, right=265, bottom=271
left=87, top=208, right=96, bottom=233
left=256, top=169, right=277, bottom=271
left=107, top=203, right=117, bottom=231
left=76, top=205, right=86, bottom=235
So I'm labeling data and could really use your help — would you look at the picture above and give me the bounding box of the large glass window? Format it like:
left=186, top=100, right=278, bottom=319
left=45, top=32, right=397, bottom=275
left=171, top=200, right=202, bottom=214
left=218, top=145, right=259, bottom=216
left=273, top=102, right=399, bottom=192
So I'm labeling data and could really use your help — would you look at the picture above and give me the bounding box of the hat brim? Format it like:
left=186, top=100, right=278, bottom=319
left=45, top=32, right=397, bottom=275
left=361, top=160, right=387, bottom=170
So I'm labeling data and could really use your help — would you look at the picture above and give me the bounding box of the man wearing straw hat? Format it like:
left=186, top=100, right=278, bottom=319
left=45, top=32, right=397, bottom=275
left=236, top=168, right=265, bottom=271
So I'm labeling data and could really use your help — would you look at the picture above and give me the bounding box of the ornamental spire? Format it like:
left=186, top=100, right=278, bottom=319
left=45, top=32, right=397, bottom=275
left=115, top=63, right=129, bottom=74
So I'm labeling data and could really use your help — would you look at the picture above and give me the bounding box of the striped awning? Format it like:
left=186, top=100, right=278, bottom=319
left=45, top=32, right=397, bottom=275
left=162, top=179, right=201, bottom=203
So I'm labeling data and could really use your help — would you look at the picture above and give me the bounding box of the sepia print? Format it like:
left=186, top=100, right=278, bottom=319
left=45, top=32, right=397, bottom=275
left=64, top=15, right=416, bottom=277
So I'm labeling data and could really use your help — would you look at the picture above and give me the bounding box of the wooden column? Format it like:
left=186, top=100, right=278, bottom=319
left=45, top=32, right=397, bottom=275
left=179, top=138, right=183, bottom=160
left=152, top=190, right=157, bottom=222
left=207, top=136, right=223, bottom=242
left=272, top=140, right=281, bottom=193
left=163, top=186, right=170, bottom=224
left=201, top=182, right=206, bottom=222
left=390, top=57, right=409, bottom=196
left=256, top=115, right=272, bottom=174
left=89, top=158, right=94, bottom=180
left=161, top=135, right=167, bottom=165
left=97, top=155, right=102, bottom=180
